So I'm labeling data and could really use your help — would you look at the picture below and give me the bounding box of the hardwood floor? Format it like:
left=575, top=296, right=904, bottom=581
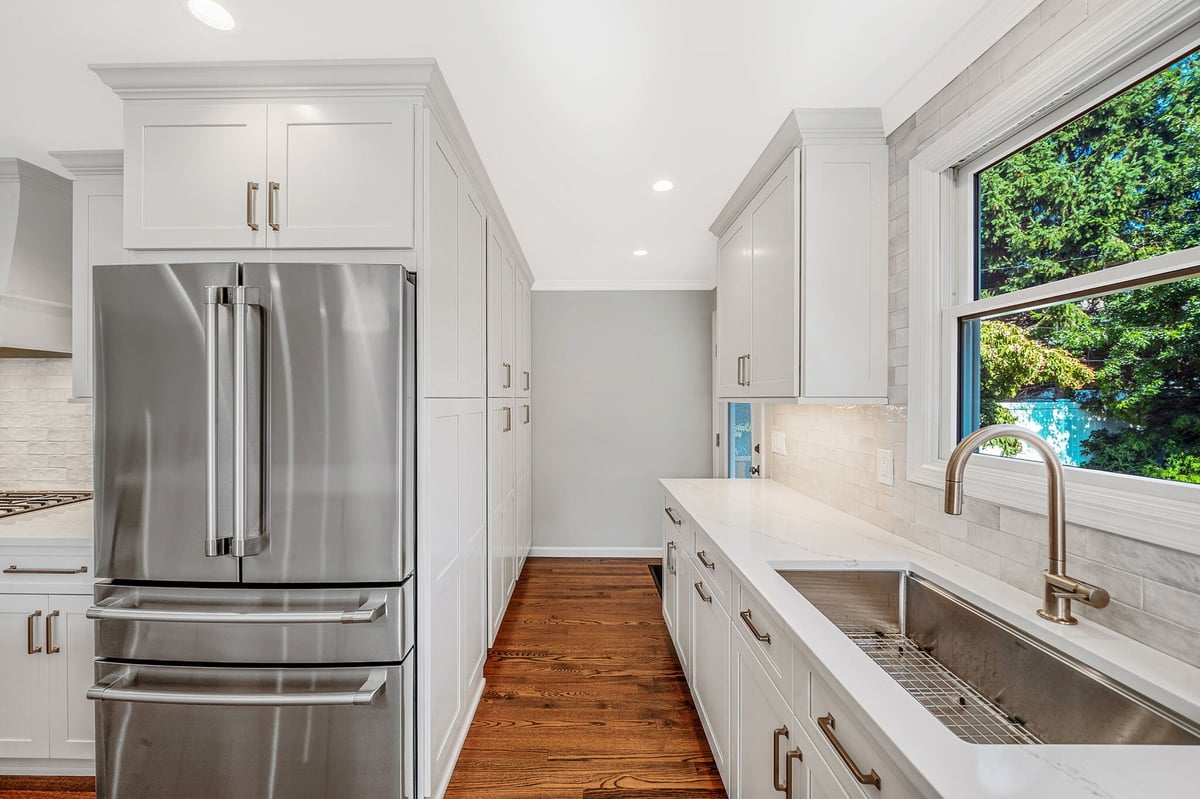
left=0, top=776, right=94, bottom=799
left=444, top=557, right=727, bottom=799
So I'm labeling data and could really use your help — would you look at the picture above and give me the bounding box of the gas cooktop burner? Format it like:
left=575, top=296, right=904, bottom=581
left=0, top=491, right=93, bottom=519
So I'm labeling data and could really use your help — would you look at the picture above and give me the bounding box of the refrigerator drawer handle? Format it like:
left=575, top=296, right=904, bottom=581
left=86, top=593, right=387, bottom=624
left=87, top=668, right=388, bottom=707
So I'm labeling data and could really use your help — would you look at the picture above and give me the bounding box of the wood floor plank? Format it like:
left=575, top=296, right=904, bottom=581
left=444, top=557, right=727, bottom=799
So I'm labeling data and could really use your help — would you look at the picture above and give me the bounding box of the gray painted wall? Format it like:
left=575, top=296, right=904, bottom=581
left=532, top=290, right=714, bottom=551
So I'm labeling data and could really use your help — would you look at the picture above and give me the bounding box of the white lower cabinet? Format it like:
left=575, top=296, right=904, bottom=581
left=0, top=593, right=95, bottom=762
left=691, top=569, right=730, bottom=782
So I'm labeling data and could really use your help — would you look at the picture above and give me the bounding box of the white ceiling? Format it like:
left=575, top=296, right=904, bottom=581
left=0, top=0, right=1036, bottom=288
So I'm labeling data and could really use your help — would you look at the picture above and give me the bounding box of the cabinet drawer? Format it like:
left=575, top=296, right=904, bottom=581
left=1, top=556, right=92, bottom=592
left=808, top=673, right=921, bottom=799
left=662, top=498, right=693, bottom=558
left=734, top=579, right=793, bottom=701
left=692, top=526, right=731, bottom=614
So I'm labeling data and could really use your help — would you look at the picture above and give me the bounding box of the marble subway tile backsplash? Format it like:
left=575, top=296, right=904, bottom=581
left=766, top=0, right=1200, bottom=668
left=0, top=359, right=92, bottom=490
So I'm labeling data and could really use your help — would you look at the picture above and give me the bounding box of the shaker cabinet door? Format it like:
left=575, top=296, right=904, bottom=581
left=717, top=218, right=752, bottom=398
left=749, top=154, right=799, bottom=398
left=48, top=595, right=96, bottom=759
left=124, top=102, right=267, bottom=250
left=0, top=595, right=49, bottom=759
left=265, top=100, right=416, bottom=249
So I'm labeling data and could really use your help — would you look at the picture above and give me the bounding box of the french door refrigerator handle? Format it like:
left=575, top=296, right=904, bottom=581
left=203, top=286, right=232, bottom=557
left=88, top=668, right=388, bottom=707
left=230, top=285, right=262, bottom=558
left=87, top=593, right=388, bottom=624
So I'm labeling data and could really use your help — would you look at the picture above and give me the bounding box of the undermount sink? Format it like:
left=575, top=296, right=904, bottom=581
left=777, top=569, right=1200, bottom=746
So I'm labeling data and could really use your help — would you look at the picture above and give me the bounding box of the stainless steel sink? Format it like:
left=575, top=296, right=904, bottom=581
left=778, top=569, right=1200, bottom=746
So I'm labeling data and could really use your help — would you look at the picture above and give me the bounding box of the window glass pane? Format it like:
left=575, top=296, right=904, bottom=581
left=728, top=402, right=753, bottom=479
left=977, top=51, right=1200, bottom=299
left=962, top=276, right=1200, bottom=483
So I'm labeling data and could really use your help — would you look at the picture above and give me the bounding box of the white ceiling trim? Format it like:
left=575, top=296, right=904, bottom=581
left=879, top=0, right=1046, bottom=134
left=532, top=280, right=714, bottom=292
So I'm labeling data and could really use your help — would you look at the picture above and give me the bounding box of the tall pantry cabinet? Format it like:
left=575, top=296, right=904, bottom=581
left=77, top=59, right=533, bottom=799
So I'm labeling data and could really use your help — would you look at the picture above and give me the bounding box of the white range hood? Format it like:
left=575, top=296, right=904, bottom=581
left=0, top=158, right=71, bottom=357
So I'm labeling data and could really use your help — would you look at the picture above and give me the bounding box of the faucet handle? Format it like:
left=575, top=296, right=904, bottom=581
left=1045, top=572, right=1110, bottom=609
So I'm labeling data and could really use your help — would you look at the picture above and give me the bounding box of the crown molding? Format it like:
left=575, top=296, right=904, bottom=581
left=531, top=279, right=714, bottom=292
left=50, top=149, right=123, bottom=177
left=0, top=157, right=71, bottom=190
left=90, top=59, right=440, bottom=100
left=709, top=107, right=885, bottom=236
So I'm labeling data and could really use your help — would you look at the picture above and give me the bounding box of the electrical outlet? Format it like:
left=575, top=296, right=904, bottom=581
left=876, top=449, right=894, bottom=486
left=771, top=431, right=788, bottom=456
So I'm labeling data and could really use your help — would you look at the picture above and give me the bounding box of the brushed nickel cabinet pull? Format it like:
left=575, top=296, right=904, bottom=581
left=502, top=362, right=512, bottom=389
left=523, top=404, right=530, bottom=424
left=737, top=355, right=744, bottom=387
left=45, top=610, right=60, bottom=655
left=27, top=610, right=42, bottom=654
left=697, top=550, right=716, bottom=570
left=246, top=181, right=260, bottom=231
left=666, top=541, right=676, bottom=576
left=693, top=581, right=712, bottom=603
left=741, top=609, right=771, bottom=644
left=503, top=406, right=512, bottom=433
left=5, top=565, right=88, bottom=575
left=743, top=353, right=752, bottom=386
left=818, top=714, right=880, bottom=790
left=773, top=726, right=790, bottom=792
left=664, top=507, right=682, bottom=526
left=784, top=747, right=804, bottom=799
left=268, top=181, right=280, bottom=231
left=524, top=370, right=530, bottom=391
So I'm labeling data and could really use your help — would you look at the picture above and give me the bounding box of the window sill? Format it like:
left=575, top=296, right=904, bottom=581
left=909, top=456, right=1200, bottom=557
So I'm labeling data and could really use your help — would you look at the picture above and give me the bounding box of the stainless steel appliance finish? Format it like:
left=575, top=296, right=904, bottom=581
left=91, top=582, right=413, bottom=664
left=90, top=262, right=416, bottom=799
left=778, top=569, right=1200, bottom=746
left=0, top=491, right=93, bottom=518
left=91, top=659, right=413, bottom=799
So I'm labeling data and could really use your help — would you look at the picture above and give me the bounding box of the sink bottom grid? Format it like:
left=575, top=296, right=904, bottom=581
left=841, top=625, right=1042, bottom=745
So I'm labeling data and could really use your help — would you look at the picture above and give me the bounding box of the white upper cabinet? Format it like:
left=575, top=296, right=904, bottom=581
left=96, top=63, right=420, bottom=251
left=713, top=110, right=888, bottom=403
left=717, top=218, right=753, bottom=398
left=486, top=226, right=517, bottom=397
left=425, top=117, right=486, bottom=398
left=124, top=102, right=268, bottom=250
left=266, top=101, right=415, bottom=249
left=52, top=149, right=127, bottom=401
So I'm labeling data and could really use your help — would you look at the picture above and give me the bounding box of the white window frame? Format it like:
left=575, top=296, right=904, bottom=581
left=907, top=1, right=1200, bottom=557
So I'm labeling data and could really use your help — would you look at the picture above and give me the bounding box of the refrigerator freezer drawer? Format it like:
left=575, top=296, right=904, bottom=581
left=92, top=660, right=413, bottom=799
left=92, top=582, right=413, bottom=664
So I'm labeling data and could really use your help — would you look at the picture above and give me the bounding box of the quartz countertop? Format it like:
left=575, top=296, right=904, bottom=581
left=0, top=500, right=93, bottom=541
left=659, top=477, right=1200, bottom=799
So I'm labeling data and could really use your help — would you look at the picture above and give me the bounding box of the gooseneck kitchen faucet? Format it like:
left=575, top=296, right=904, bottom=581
left=943, top=424, right=1110, bottom=625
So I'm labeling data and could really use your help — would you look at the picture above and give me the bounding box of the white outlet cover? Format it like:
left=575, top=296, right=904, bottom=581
left=876, top=448, right=895, bottom=486
left=771, top=431, right=788, bottom=456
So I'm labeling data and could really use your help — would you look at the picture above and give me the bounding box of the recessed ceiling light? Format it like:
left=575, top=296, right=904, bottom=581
left=652, top=180, right=674, bottom=192
left=187, top=0, right=236, bottom=30
left=633, top=249, right=649, bottom=256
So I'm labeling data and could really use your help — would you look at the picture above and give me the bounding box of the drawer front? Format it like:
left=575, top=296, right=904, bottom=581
left=692, top=526, right=731, bottom=614
left=662, top=497, right=693, bottom=558
left=1, top=555, right=93, bottom=593
left=93, top=660, right=412, bottom=799
left=735, top=578, right=793, bottom=701
left=808, top=673, right=921, bottom=799
left=93, top=582, right=413, bottom=664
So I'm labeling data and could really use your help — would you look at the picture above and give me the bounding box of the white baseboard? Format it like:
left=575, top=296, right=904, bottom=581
left=528, top=546, right=660, bottom=558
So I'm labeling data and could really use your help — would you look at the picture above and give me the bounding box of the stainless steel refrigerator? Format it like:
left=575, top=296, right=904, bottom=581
left=86, top=262, right=415, bottom=799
